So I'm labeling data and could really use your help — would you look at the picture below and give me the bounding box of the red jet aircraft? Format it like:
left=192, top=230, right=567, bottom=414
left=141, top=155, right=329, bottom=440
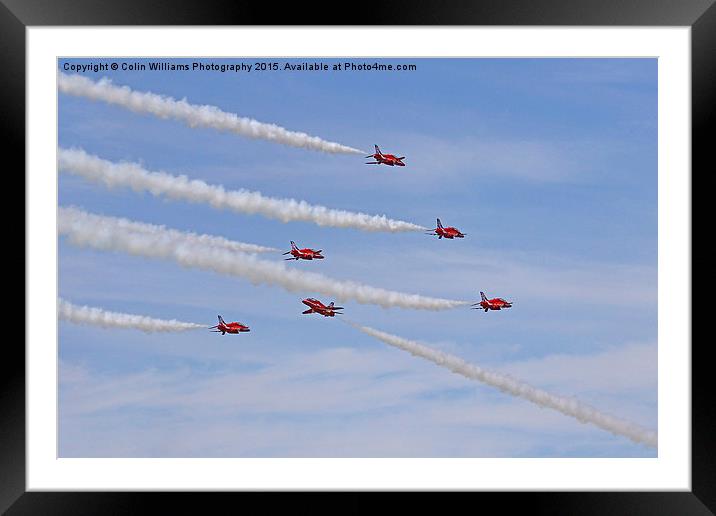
left=283, top=241, right=324, bottom=261
left=365, top=145, right=406, bottom=167
left=427, top=218, right=466, bottom=239
left=472, top=292, right=513, bottom=312
left=301, top=298, right=344, bottom=317
left=209, top=315, right=250, bottom=334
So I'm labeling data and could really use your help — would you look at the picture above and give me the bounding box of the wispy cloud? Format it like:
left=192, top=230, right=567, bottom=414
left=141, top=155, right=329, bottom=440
left=59, top=335, right=657, bottom=457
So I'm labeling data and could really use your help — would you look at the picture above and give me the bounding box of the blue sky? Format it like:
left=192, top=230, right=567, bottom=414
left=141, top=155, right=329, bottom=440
left=58, top=58, right=657, bottom=457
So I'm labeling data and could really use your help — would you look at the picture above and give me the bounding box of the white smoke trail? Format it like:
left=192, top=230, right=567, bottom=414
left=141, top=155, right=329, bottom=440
left=58, top=148, right=427, bottom=233
left=345, top=321, right=657, bottom=448
left=59, top=206, right=279, bottom=255
left=58, top=298, right=204, bottom=333
left=58, top=72, right=364, bottom=155
left=58, top=209, right=467, bottom=311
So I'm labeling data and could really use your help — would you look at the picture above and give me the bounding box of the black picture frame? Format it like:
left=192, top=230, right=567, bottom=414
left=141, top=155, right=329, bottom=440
left=6, top=0, right=711, bottom=513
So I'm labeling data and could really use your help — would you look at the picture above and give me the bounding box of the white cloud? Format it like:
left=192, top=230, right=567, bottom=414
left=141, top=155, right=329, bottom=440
left=495, top=341, right=657, bottom=395
left=59, top=336, right=656, bottom=457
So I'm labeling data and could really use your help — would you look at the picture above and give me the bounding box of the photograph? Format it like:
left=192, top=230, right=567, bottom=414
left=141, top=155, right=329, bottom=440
left=7, top=5, right=709, bottom=510
left=57, top=57, right=658, bottom=459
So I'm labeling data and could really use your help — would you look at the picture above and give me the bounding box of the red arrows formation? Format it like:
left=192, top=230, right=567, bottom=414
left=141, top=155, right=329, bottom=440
left=212, top=144, right=511, bottom=335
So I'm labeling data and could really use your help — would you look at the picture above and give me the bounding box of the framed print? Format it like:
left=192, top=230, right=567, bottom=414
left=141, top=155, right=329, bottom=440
left=7, top=0, right=712, bottom=513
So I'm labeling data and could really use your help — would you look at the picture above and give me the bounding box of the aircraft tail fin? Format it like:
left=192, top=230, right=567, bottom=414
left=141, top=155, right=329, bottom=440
left=218, top=315, right=226, bottom=325
left=375, top=144, right=381, bottom=154
left=437, top=218, right=443, bottom=229
left=480, top=292, right=488, bottom=302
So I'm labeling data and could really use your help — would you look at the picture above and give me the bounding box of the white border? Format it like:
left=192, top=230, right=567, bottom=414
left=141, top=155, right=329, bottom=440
left=27, top=27, right=690, bottom=490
